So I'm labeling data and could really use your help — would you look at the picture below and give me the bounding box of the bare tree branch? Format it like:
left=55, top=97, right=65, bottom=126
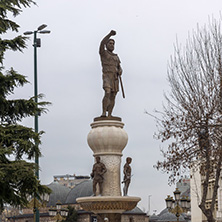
left=149, top=17, right=222, bottom=222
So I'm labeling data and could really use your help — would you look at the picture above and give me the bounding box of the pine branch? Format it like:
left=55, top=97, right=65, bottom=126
left=0, top=69, right=29, bottom=97
left=0, top=19, right=20, bottom=33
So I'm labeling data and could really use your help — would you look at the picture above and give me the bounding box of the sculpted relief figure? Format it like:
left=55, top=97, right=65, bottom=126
left=91, top=156, right=107, bottom=196
left=122, top=157, right=132, bottom=196
left=99, top=30, right=124, bottom=117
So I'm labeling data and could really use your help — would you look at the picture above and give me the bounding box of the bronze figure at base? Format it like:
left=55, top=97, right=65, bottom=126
left=122, top=157, right=132, bottom=196
left=91, top=156, right=107, bottom=196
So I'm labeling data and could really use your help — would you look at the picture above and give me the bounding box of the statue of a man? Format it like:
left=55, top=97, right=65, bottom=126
left=99, top=30, right=123, bottom=117
left=90, top=156, right=107, bottom=196
left=122, top=157, right=132, bottom=196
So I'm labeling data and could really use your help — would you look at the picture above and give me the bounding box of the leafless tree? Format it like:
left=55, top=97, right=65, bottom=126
left=152, top=18, right=222, bottom=222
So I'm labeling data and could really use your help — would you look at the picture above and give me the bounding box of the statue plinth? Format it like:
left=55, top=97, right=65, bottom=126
left=88, top=119, right=127, bottom=155
left=77, top=118, right=140, bottom=221
left=87, top=119, right=128, bottom=196
left=94, top=116, right=122, bottom=122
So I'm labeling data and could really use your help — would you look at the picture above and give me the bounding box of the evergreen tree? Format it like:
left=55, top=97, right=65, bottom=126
left=0, top=0, right=50, bottom=212
left=63, top=206, right=78, bottom=222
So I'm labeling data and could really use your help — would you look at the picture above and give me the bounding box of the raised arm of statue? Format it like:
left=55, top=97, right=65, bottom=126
left=99, top=30, right=116, bottom=55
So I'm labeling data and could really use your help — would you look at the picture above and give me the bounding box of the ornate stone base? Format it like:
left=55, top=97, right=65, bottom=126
left=87, top=119, right=128, bottom=155
left=76, top=196, right=141, bottom=214
left=87, top=119, right=128, bottom=196
left=85, top=118, right=141, bottom=221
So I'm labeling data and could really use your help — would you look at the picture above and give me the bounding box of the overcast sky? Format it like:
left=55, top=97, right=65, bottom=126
left=4, top=0, right=222, bottom=215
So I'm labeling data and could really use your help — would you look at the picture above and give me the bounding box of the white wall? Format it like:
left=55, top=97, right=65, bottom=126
left=190, top=166, right=202, bottom=222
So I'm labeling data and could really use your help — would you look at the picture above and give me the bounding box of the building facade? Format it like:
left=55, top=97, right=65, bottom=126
left=53, top=174, right=90, bottom=189
left=190, top=164, right=222, bottom=222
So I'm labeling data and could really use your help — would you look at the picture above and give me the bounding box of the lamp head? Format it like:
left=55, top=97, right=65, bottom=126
left=174, top=188, right=181, bottom=201
left=38, top=24, right=47, bottom=31
left=56, top=201, right=62, bottom=210
left=180, top=196, right=187, bottom=208
left=165, top=195, right=173, bottom=209
left=186, top=198, right=191, bottom=209
left=39, top=30, right=51, bottom=34
left=24, top=31, right=33, bottom=35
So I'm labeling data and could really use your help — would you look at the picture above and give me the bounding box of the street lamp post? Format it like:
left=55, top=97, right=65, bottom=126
left=165, top=188, right=191, bottom=222
left=27, top=193, right=50, bottom=214
left=24, top=24, right=50, bottom=222
left=49, top=201, right=69, bottom=222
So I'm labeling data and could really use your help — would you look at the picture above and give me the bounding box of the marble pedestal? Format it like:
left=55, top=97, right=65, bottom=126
left=77, top=118, right=140, bottom=222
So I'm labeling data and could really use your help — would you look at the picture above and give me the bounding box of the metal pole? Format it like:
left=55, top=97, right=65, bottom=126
left=33, top=30, right=39, bottom=222
left=176, top=201, right=179, bottom=222
left=148, top=195, right=151, bottom=215
left=34, top=31, right=39, bottom=177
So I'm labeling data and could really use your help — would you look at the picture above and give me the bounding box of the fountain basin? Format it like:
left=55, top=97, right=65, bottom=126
left=77, top=196, right=141, bottom=214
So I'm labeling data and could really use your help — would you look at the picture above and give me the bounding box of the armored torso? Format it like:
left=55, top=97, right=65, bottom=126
left=100, top=50, right=121, bottom=92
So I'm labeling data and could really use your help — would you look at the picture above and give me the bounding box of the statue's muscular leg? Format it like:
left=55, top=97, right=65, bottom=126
left=93, top=180, right=97, bottom=196
left=123, top=180, right=130, bottom=196
left=101, top=88, right=111, bottom=117
left=99, top=181, right=103, bottom=195
left=107, top=92, right=116, bottom=117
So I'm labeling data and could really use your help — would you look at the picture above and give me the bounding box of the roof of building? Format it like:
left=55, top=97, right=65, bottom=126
left=65, top=179, right=93, bottom=204
left=123, top=207, right=146, bottom=215
left=46, top=182, right=71, bottom=207
left=181, top=188, right=190, bottom=198
left=149, top=213, right=159, bottom=221
left=156, top=208, right=186, bottom=222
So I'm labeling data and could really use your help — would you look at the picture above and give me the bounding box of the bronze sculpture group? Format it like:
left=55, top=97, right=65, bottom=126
left=91, top=156, right=132, bottom=196
left=91, top=31, right=132, bottom=197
